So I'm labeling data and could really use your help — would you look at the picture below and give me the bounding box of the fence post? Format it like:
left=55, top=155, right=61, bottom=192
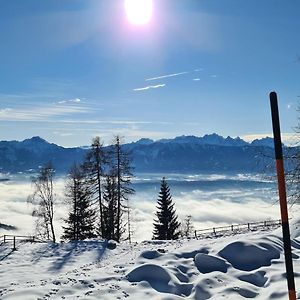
left=213, top=228, right=216, bottom=236
left=194, top=230, right=197, bottom=240
left=12, top=236, right=16, bottom=251
left=231, top=225, right=234, bottom=231
left=248, top=223, right=250, bottom=230
left=4, top=235, right=6, bottom=243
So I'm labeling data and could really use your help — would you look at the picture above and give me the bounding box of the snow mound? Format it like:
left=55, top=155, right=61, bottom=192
left=194, top=253, right=229, bottom=274
left=126, top=263, right=193, bottom=296
left=107, top=240, right=117, bottom=250
left=175, top=247, right=209, bottom=259
left=139, top=250, right=162, bottom=259
left=238, top=270, right=268, bottom=287
left=219, top=240, right=280, bottom=271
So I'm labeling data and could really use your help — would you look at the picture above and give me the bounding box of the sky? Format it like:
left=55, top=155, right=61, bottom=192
left=0, top=0, right=299, bottom=147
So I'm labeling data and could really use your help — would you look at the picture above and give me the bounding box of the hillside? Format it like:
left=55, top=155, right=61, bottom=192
left=0, top=134, right=278, bottom=174
left=1, top=220, right=300, bottom=299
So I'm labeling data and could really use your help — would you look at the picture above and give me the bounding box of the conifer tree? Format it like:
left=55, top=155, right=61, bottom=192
left=110, top=136, right=134, bottom=242
left=83, top=137, right=107, bottom=237
left=102, top=176, right=118, bottom=240
left=62, top=164, right=96, bottom=241
left=153, top=178, right=181, bottom=240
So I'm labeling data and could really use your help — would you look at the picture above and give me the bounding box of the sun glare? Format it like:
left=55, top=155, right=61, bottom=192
left=124, top=0, right=153, bottom=26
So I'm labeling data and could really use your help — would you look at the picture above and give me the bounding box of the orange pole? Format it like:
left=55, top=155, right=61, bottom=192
left=270, top=91, right=296, bottom=300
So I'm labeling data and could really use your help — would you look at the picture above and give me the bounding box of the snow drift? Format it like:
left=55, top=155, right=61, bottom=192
left=1, top=220, right=300, bottom=299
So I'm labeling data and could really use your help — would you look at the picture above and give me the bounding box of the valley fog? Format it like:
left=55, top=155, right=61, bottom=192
left=0, top=172, right=293, bottom=241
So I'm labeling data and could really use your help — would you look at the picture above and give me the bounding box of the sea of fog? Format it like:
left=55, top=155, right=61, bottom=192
left=0, top=172, right=298, bottom=241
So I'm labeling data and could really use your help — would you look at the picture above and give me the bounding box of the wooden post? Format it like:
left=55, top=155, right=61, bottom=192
left=270, top=91, right=296, bottom=300
left=194, top=230, right=197, bottom=239
left=12, top=236, right=16, bottom=251
left=231, top=225, right=234, bottom=231
left=3, top=235, right=6, bottom=243
left=248, top=223, right=250, bottom=230
left=213, top=228, right=216, bottom=236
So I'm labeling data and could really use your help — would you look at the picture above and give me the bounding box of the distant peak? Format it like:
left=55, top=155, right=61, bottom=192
left=136, top=138, right=154, bottom=145
left=26, top=136, right=48, bottom=143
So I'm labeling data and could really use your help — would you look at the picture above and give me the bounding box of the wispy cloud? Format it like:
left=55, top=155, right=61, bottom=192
left=57, top=98, right=81, bottom=104
left=145, top=69, right=203, bottom=82
left=193, top=78, right=201, bottom=81
left=146, top=72, right=188, bottom=81
left=0, top=103, right=89, bottom=122
left=133, top=84, right=166, bottom=92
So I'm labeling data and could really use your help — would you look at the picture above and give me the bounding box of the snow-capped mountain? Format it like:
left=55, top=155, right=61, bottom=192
left=0, top=134, right=283, bottom=174
left=146, top=133, right=262, bottom=147
left=251, top=137, right=275, bottom=148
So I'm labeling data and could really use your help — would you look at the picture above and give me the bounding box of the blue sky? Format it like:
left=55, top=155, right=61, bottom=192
left=0, top=0, right=299, bottom=146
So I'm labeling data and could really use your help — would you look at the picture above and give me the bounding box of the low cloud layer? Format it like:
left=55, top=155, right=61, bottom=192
left=1, top=175, right=296, bottom=241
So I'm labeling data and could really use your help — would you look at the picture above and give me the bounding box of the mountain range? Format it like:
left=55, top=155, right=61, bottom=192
left=0, top=134, right=281, bottom=174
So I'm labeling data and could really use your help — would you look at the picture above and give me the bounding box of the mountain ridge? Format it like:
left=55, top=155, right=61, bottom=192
left=0, top=134, right=280, bottom=174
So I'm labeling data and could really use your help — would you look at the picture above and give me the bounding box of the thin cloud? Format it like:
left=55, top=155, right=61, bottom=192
left=0, top=103, right=89, bottom=122
left=145, top=69, right=203, bottom=82
left=58, top=98, right=81, bottom=104
left=146, top=72, right=188, bottom=81
left=133, top=84, right=166, bottom=91
left=193, top=78, right=201, bottom=81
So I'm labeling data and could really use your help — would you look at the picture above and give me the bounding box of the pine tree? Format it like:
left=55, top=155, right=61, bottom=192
left=153, top=178, right=181, bottom=240
left=82, top=137, right=107, bottom=237
left=62, top=164, right=96, bottom=241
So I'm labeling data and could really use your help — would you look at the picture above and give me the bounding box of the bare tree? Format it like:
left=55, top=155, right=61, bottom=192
left=29, top=162, right=56, bottom=242
left=285, top=109, right=300, bottom=205
left=181, top=215, right=194, bottom=238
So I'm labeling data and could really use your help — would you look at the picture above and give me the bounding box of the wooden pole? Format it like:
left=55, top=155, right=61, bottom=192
left=270, top=91, right=296, bottom=300
left=12, top=236, right=16, bottom=251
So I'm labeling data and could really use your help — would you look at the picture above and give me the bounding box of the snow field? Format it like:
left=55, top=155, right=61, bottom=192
left=1, top=222, right=300, bottom=299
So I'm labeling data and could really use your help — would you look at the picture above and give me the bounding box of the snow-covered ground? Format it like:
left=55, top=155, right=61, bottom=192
left=1, top=220, right=300, bottom=299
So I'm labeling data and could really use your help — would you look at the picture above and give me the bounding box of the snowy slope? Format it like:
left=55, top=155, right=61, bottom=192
left=1, top=222, right=300, bottom=299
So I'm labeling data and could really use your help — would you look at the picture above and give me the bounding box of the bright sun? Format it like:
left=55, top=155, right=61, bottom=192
left=124, top=0, right=153, bottom=26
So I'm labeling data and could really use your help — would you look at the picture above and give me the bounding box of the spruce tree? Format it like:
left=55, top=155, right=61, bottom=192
left=62, top=164, right=96, bottom=241
left=153, top=178, right=181, bottom=240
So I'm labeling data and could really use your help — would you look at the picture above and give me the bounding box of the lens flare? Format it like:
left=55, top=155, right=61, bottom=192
left=124, top=0, right=153, bottom=26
